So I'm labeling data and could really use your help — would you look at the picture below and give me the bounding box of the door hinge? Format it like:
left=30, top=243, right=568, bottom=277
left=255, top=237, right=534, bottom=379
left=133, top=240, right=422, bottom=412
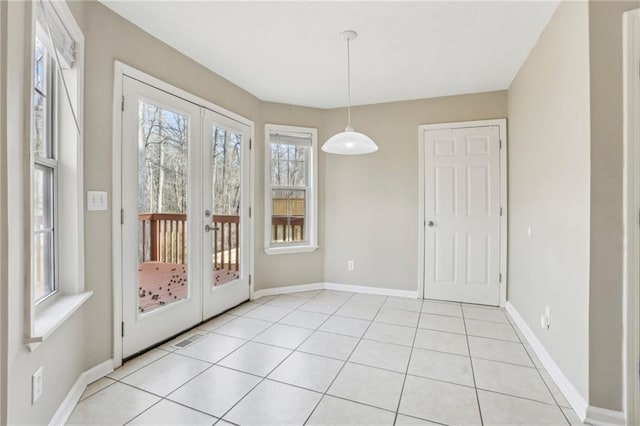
left=121, top=321, right=125, bottom=337
left=249, top=275, right=252, bottom=287
left=121, top=95, right=125, bottom=112
left=499, top=140, right=502, bottom=149
left=500, top=207, right=503, bottom=217
left=249, top=207, right=252, bottom=218
left=249, top=139, right=252, bottom=150
left=121, top=209, right=124, bottom=225
left=499, top=273, right=502, bottom=283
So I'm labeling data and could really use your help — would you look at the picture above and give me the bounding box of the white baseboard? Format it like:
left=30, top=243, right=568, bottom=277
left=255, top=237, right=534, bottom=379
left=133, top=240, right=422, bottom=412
left=252, top=282, right=325, bottom=299
left=505, top=302, right=588, bottom=420
left=505, top=302, right=626, bottom=426
left=324, top=282, right=418, bottom=299
left=586, top=406, right=626, bottom=426
left=49, top=359, right=114, bottom=426
left=252, top=282, right=418, bottom=301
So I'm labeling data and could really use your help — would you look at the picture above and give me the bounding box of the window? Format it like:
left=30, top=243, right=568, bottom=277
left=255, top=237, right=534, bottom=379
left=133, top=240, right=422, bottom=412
left=264, top=124, right=318, bottom=255
left=25, top=0, right=88, bottom=350
left=32, top=35, right=57, bottom=303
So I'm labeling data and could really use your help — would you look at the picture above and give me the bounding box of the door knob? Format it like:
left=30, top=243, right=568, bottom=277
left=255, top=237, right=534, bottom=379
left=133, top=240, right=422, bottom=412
left=205, top=224, right=217, bottom=232
left=427, top=221, right=434, bottom=227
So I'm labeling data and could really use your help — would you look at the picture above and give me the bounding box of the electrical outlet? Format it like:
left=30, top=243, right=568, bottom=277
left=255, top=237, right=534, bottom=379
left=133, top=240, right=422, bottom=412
left=545, top=306, right=551, bottom=328
left=347, top=260, right=355, bottom=271
left=32, top=366, right=43, bottom=405
left=540, top=306, right=551, bottom=330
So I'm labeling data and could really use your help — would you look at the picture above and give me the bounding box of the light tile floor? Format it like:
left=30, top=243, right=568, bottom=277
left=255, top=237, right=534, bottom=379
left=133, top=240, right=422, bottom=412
left=68, top=290, right=583, bottom=425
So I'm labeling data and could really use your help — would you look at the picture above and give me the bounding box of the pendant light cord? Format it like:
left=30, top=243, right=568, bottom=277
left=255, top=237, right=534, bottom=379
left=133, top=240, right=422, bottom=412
left=346, top=36, right=352, bottom=128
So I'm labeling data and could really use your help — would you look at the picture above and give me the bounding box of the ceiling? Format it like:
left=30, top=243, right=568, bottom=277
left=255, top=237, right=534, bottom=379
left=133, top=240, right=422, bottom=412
left=100, top=1, right=559, bottom=109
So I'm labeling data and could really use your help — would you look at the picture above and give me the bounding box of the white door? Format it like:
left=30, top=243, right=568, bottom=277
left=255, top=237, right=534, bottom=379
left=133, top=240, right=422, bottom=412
left=423, top=125, right=501, bottom=306
left=201, top=109, right=251, bottom=319
left=121, top=77, right=251, bottom=357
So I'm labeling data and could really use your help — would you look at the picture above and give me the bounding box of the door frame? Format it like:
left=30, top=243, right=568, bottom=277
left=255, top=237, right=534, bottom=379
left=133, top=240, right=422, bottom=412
left=623, top=9, right=640, bottom=426
left=111, top=61, right=255, bottom=368
left=417, top=119, right=508, bottom=306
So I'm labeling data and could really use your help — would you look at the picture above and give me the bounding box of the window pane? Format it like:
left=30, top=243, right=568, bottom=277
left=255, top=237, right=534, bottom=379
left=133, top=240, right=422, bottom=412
left=33, top=231, right=55, bottom=301
left=33, top=36, right=53, bottom=159
left=269, top=143, right=308, bottom=187
left=33, top=165, right=54, bottom=231
left=271, top=189, right=306, bottom=243
left=32, top=90, right=46, bottom=158
left=211, top=126, right=242, bottom=287
left=34, top=38, right=45, bottom=93
left=137, top=101, right=190, bottom=314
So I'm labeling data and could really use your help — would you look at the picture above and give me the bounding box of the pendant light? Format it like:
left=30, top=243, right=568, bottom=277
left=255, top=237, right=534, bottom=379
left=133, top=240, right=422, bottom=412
left=322, top=30, right=378, bottom=155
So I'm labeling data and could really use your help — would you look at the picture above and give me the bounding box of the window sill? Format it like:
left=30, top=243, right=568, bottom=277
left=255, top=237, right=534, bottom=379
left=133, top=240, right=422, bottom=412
left=25, top=291, right=93, bottom=351
left=264, top=245, right=319, bottom=256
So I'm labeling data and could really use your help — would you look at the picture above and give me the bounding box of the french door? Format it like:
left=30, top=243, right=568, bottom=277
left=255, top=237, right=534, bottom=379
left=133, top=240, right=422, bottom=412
left=121, top=76, right=250, bottom=357
left=423, top=125, right=501, bottom=306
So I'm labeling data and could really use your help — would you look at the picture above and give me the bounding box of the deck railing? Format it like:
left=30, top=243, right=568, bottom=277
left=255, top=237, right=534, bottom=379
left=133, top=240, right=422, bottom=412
left=139, top=213, right=240, bottom=271
left=271, top=216, right=305, bottom=243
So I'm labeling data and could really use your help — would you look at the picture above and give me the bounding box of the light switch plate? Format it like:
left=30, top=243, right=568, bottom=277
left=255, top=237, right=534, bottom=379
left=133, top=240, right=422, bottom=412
left=87, top=191, right=108, bottom=211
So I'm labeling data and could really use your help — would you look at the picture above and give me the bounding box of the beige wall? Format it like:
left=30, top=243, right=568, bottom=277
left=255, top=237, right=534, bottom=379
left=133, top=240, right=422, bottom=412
left=0, top=0, right=8, bottom=423
left=322, top=93, right=507, bottom=290
left=70, top=0, right=258, bottom=369
left=3, top=2, right=88, bottom=424
left=69, top=1, right=330, bottom=370
left=4, top=0, right=635, bottom=421
left=507, top=1, right=591, bottom=401
left=588, top=0, right=640, bottom=411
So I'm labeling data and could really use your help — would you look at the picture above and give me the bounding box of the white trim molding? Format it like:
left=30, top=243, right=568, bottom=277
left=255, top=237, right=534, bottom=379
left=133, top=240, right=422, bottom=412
left=49, top=359, right=113, bottom=426
left=623, top=9, right=640, bottom=426
left=505, top=302, right=588, bottom=419
left=506, top=302, right=626, bottom=426
left=418, top=119, right=508, bottom=306
left=263, top=123, right=319, bottom=256
left=251, top=282, right=419, bottom=301
left=112, top=61, right=255, bottom=368
left=585, top=407, right=626, bottom=426
left=251, top=282, right=326, bottom=300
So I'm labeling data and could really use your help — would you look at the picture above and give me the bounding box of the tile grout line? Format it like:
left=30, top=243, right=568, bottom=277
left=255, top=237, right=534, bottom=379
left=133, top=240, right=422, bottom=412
left=502, top=309, right=573, bottom=425
left=77, top=293, right=568, bottom=426
left=392, top=298, right=422, bottom=425
left=302, top=295, right=390, bottom=425
left=110, top=292, right=327, bottom=425
left=214, top=290, right=358, bottom=424
left=462, top=303, right=485, bottom=426
left=159, top=299, right=328, bottom=421
left=71, top=291, right=324, bottom=425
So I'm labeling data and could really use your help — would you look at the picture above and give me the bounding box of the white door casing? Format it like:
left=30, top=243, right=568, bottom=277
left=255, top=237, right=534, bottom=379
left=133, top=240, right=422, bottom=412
left=420, top=121, right=506, bottom=306
left=114, top=64, right=254, bottom=362
left=623, top=9, right=640, bottom=426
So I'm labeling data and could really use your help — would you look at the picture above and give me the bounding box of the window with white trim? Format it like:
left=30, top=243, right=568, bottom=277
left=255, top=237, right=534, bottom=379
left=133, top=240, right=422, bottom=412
left=26, top=0, right=88, bottom=349
left=264, top=124, right=318, bottom=255
left=32, top=34, right=57, bottom=302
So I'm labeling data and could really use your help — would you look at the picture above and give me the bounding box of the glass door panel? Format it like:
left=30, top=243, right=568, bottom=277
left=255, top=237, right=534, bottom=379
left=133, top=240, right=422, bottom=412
left=137, top=101, right=189, bottom=314
left=211, top=126, right=242, bottom=286
left=122, top=76, right=202, bottom=358
left=202, top=110, right=250, bottom=319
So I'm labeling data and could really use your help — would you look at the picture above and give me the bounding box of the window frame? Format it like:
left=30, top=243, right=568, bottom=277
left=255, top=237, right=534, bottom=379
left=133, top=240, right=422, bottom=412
left=264, top=124, right=318, bottom=255
left=32, top=33, right=59, bottom=305
left=25, top=0, right=90, bottom=351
